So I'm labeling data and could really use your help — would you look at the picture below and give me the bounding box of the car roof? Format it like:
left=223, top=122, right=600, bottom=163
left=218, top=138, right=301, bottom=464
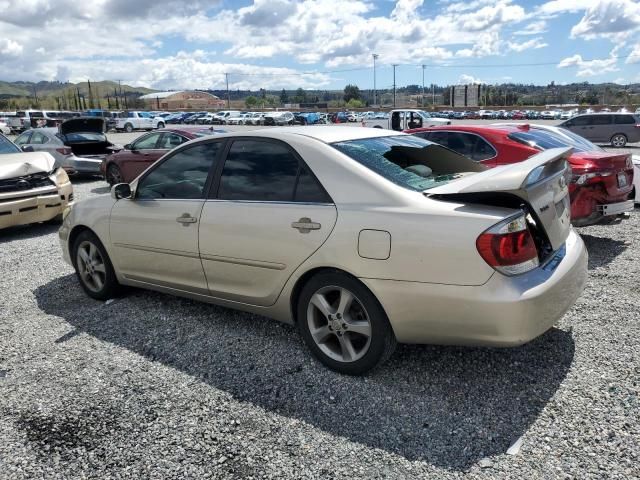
left=206, top=126, right=403, bottom=144
left=406, top=124, right=521, bottom=136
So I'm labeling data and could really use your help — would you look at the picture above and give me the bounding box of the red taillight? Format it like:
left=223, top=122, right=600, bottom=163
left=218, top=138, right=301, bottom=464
left=56, top=147, right=72, bottom=155
left=476, top=214, right=539, bottom=276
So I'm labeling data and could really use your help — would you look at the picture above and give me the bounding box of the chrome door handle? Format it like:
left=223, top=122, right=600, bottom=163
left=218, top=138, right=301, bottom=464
left=176, top=213, right=197, bottom=225
left=291, top=217, right=321, bottom=233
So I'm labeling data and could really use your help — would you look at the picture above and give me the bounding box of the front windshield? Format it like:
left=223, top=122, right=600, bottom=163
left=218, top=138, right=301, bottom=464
left=331, top=135, right=480, bottom=192
left=0, top=135, right=20, bottom=154
left=508, top=128, right=602, bottom=153
left=417, top=111, right=432, bottom=119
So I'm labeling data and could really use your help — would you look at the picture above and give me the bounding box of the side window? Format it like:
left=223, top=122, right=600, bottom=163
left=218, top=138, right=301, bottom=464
left=471, top=135, right=496, bottom=161
left=132, top=133, right=161, bottom=150
left=408, top=112, right=423, bottom=129
left=571, top=116, right=592, bottom=126
left=14, top=132, right=32, bottom=145
left=614, top=115, right=635, bottom=125
left=410, top=132, right=431, bottom=141
left=157, top=133, right=187, bottom=149
left=217, top=140, right=299, bottom=201
left=425, top=131, right=450, bottom=146
left=136, top=142, right=220, bottom=200
left=30, top=132, right=49, bottom=144
left=446, top=133, right=474, bottom=157
left=294, top=167, right=332, bottom=203
left=592, top=115, right=612, bottom=125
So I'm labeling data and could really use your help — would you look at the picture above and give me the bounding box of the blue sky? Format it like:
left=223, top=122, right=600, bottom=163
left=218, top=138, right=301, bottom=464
left=0, top=0, right=638, bottom=90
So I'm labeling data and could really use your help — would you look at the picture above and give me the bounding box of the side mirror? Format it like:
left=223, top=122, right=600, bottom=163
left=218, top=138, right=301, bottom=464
left=111, top=183, right=132, bottom=200
left=123, top=144, right=131, bottom=150
left=21, top=145, right=34, bottom=152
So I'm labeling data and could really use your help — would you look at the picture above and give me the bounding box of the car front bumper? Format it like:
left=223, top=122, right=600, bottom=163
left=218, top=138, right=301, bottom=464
left=0, top=182, right=73, bottom=230
left=361, top=229, right=588, bottom=346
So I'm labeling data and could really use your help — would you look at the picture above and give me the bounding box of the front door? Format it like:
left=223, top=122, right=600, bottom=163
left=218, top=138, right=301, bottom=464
left=199, top=138, right=337, bottom=306
left=109, top=141, right=221, bottom=293
left=119, top=132, right=166, bottom=182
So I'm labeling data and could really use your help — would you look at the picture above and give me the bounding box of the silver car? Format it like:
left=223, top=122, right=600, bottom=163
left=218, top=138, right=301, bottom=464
left=13, top=118, right=119, bottom=175
left=58, top=127, right=587, bottom=374
left=559, top=113, right=640, bottom=147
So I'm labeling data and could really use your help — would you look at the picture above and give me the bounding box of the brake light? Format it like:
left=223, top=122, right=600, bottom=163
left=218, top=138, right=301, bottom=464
left=476, top=214, right=539, bottom=276
left=56, top=147, right=72, bottom=155
left=570, top=170, right=614, bottom=185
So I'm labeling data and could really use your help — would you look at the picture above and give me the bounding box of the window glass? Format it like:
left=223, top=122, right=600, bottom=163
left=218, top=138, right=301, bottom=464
left=614, top=115, right=636, bottom=125
left=132, top=133, right=161, bottom=150
left=137, top=142, right=219, bottom=200
left=569, top=116, right=592, bottom=126
left=295, top=167, right=331, bottom=203
left=332, top=135, right=469, bottom=192
left=30, top=132, right=49, bottom=144
left=13, top=132, right=31, bottom=145
left=0, top=135, right=20, bottom=154
left=157, top=132, right=187, bottom=149
left=591, top=115, right=612, bottom=125
left=218, top=140, right=299, bottom=201
left=472, top=135, right=496, bottom=161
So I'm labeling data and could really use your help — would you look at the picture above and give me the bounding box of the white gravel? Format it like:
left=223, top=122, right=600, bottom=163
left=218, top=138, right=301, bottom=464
left=0, top=138, right=639, bottom=479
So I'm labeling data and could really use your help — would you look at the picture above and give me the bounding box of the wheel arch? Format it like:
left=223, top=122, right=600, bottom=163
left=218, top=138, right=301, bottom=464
left=67, top=225, right=96, bottom=265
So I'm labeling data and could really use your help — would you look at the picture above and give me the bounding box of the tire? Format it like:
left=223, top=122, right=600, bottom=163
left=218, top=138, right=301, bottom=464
left=611, top=133, right=627, bottom=148
left=106, top=164, right=124, bottom=186
left=124, top=123, right=134, bottom=133
left=157, top=122, right=165, bottom=129
left=72, top=230, right=121, bottom=301
left=297, top=271, right=396, bottom=375
left=373, top=125, right=383, bottom=129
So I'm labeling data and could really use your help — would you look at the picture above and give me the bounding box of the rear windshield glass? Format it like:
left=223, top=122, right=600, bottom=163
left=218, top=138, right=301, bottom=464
left=331, top=135, right=482, bottom=192
left=0, top=135, right=20, bottom=154
left=508, top=128, right=601, bottom=153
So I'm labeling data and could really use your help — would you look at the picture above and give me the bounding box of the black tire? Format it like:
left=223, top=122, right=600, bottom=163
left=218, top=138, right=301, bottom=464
left=124, top=123, right=134, bottom=133
left=157, top=122, right=165, bottom=129
left=611, top=133, right=627, bottom=148
left=297, top=271, right=396, bottom=375
left=72, top=230, right=121, bottom=301
left=106, top=164, right=124, bottom=186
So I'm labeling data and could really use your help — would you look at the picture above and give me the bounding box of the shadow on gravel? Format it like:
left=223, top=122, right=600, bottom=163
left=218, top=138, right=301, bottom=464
left=0, top=222, right=59, bottom=244
left=580, top=233, right=628, bottom=269
left=90, top=185, right=110, bottom=195
left=35, top=274, right=575, bottom=471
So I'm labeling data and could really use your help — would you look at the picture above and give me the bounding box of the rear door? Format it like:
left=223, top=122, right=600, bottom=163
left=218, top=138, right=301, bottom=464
left=199, top=138, right=337, bottom=306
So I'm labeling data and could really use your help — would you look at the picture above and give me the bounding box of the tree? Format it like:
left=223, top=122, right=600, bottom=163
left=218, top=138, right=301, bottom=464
left=280, top=89, right=289, bottom=105
left=293, top=87, right=307, bottom=103
left=346, top=98, right=365, bottom=108
left=343, top=84, right=361, bottom=103
left=245, top=95, right=259, bottom=108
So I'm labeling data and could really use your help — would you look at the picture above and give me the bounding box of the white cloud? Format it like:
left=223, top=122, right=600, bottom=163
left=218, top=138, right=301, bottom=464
left=570, top=0, right=640, bottom=39
left=515, top=20, right=548, bottom=35
left=458, top=74, right=483, bottom=84
left=507, top=36, right=548, bottom=52
left=627, top=43, right=640, bottom=63
left=558, top=50, right=619, bottom=76
left=0, top=39, right=23, bottom=57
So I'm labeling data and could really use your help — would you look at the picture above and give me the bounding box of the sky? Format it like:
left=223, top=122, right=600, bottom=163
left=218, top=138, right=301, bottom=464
left=0, top=0, right=639, bottom=91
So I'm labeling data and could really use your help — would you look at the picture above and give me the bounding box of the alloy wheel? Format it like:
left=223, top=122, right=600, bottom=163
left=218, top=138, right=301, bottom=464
left=611, top=134, right=627, bottom=148
left=76, top=240, right=107, bottom=293
left=306, top=286, right=372, bottom=363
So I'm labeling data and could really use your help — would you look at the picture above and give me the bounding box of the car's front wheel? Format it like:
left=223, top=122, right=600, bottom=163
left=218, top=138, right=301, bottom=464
left=297, top=271, right=396, bottom=375
left=72, top=230, right=121, bottom=301
left=106, top=164, right=124, bottom=185
left=611, top=133, right=627, bottom=148
left=157, top=122, right=165, bottom=129
left=124, top=123, right=134, bottom=133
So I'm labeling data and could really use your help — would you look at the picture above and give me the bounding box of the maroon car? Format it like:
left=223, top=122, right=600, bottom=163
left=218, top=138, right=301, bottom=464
left=102, top=127, right=225, bottom=184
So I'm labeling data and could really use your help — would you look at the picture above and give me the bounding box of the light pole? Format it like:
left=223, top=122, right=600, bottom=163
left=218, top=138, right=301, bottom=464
left=392, top=64, right=398, bottom=108
left=372, top=53, right=379, bottom=107
left=421, top=64, right=425, bottom=108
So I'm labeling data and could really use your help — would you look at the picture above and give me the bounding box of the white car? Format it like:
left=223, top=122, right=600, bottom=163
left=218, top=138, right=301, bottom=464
left=226, top=113, right=251, bottom=125
left=633, top=155, right=640, bottom=204
left=264, top=111, right=294, bottom=126
left=59, top=127, right=587, bottom=374
left=0, top=121, right=10, bottom=135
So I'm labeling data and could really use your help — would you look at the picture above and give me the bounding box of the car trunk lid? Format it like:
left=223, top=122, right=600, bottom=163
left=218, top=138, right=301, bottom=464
left=427, top=147, right=572, bottom=251
left=59, top=117, right=106, bottom=135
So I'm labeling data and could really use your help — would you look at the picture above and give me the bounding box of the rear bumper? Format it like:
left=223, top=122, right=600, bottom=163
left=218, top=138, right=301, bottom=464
left=61, top=156, right=103, bottom=175
left=0, top=182, right=73, bottom=229
left=361, top=229, right=587, bottom=346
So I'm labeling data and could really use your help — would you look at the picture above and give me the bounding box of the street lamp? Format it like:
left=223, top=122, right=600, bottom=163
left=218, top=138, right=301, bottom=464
left=372, top=53, right=379, bottom=107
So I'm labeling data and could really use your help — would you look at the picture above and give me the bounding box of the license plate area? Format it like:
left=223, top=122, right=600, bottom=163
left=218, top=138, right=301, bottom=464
left=617, top=172, right=627, bottom=187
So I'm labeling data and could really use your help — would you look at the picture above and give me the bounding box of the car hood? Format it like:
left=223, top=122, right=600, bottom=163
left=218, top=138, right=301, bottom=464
left=0, top=152, right=56, bottom=180
left=60, top=117, right=106, bottom=134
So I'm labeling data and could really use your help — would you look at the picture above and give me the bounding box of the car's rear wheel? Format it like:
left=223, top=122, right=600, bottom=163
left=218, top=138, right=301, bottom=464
left=106, top=164, right=124, bottom=185
left=157, top=122, right=165, bottom=129
left=124, top=123, right=134, bottom=133
left=297, top=272, right=396, bottom=375
left=72, top=231, right=120, bottom=301
left=611, top=134, right=627, bottom=148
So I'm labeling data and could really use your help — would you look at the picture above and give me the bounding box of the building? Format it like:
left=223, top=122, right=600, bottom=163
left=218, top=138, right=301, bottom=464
left=138, top=90, right=225, bottom=110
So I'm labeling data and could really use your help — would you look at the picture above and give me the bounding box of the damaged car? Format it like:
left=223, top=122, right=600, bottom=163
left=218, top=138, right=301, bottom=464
left=13, top=117, right=120, bottom=176
left=1, top=135, right=73, bottom=229
left=59, top=127, right=586, bottom=375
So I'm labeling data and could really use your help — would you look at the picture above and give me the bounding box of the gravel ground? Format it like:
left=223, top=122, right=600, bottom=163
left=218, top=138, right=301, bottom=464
left=0, top=134, right=639, bottom=479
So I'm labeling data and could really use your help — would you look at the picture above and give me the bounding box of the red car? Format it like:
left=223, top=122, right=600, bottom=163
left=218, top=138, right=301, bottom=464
left=406, top=124, right=635, bottom=226
left=102, top=127, right=225, bottom=185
